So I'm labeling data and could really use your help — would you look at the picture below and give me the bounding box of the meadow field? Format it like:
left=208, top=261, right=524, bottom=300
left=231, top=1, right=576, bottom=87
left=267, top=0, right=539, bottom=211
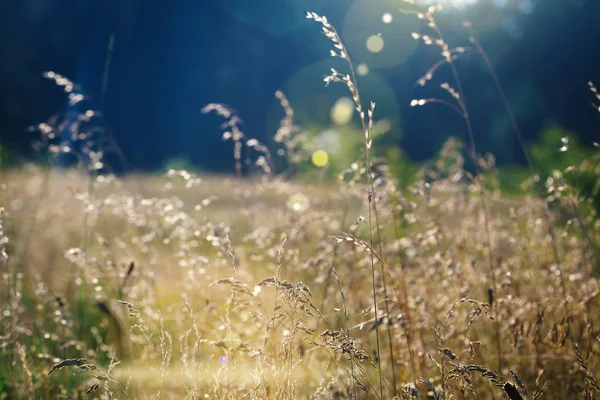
left=2, top=5, right=600, bottom=400
left=1, top=153, right=599, bottom=400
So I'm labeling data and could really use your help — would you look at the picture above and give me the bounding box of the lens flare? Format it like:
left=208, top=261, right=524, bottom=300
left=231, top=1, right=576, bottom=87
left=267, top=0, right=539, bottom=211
left=416, top=0, right=479, bottom=10
left=342, top=0, right=419, bottom=68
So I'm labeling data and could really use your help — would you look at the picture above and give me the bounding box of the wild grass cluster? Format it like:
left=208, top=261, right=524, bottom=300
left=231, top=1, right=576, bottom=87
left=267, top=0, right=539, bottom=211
left=1, top=3, right=600, bottom=399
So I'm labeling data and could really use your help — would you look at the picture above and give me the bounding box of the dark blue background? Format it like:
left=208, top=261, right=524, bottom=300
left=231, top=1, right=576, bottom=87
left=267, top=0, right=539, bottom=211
left=1, top=0, right=599, bottom=172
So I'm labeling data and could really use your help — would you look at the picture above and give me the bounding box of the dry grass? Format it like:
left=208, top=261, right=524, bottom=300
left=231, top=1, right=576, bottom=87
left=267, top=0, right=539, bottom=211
left=1, top=157, right=599, bottom=399
left=1, top=3, right=600, bottom=399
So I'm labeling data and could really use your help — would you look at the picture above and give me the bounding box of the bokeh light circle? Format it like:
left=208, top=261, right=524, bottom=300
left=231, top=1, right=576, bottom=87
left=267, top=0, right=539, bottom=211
left=356, top=64, right=369, bottom=76
left=315, top=129, right=342, bottom=154
left=366, top=35, right=385, bottom=53
left=269, top=59, right=401, bottom=131
left=331, top=97, right=355, bottom=125
left=287, top=193, right=310, bottom=212
left=311, top=150, right=329, bottom=167
left=342, top=0, right=420, bottom=68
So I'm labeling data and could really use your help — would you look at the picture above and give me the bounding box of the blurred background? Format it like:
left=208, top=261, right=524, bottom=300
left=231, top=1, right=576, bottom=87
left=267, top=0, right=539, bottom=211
left=0, top=0, right=599, bottom=174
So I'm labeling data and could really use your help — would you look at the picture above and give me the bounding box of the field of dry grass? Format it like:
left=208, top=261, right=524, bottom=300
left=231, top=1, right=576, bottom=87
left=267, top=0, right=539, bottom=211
left=1, top=158, right=599, bottom=399
left=2, top=5, right=600, bottom=399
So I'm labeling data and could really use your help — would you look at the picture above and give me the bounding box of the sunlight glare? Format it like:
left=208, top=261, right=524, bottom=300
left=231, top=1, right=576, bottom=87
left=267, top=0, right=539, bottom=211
left=287, top=193, right=310, bottom=212
left=416, top=0, right=479, bottom=10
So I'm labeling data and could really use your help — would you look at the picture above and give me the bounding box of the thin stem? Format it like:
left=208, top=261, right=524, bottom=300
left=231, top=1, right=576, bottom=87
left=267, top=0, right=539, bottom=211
left=308, top=13, right=388, bottom=395
left=338, top=24, right=386, bottom=398
left=366, top=188, right=384, bottom=397
left=370, top=192, right=398, bottom=395
left=101, top=33, right=116, bottom=110
left=465, top=24, right=566, bottom=287
left=428, top=12, right=502, bottom=369
left=415, top=98, right=466, bottom=118
left=320, top=203, right=349, bottom=312
left=466, top=27, right=532, bottom=168
left=332, top=266, right=358, bottom=399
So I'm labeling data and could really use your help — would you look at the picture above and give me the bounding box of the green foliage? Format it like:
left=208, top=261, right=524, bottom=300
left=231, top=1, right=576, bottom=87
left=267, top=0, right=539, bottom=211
left=0, top=143, right=15, bottom=169
left=384, top=146, right=419, bottom=187
left=287, top=123, right=364, bottom=179
left=530, top=125, right=594, bottom=174
left=497, top=166, right=530, bottom=196
left=288, top=120, right=420, bottom=186
left=162, top=156, right=197, bottom=173
left=530, top=124, right=600, bottom=206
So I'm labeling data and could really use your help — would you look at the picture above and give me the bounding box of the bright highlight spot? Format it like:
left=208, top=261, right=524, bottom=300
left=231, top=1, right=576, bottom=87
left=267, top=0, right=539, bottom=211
left=331, top=97, right=354, bottom=125
left=342, top=0, right=419, bottom=68
left=356, top=64, right=369, bottom=76
left=416, top=0, right=479, bottom=10
left=366, top=35, right=384, bottom=53
left=311, top=150, right=329, bottom=167
left=287, top=193, right=310, bottom=212
left=315, top=129, right=341, bottom=154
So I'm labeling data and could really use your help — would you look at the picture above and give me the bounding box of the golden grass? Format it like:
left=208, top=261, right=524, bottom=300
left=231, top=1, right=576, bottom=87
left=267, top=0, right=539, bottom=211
left=1, top=3, right=600, bottom=399
left=1, top=163, right=599, bottom=399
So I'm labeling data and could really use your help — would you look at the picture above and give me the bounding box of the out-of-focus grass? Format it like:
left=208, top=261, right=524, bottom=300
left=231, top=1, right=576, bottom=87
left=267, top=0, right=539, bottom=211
left=1, top=163, right=599, bottom=399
